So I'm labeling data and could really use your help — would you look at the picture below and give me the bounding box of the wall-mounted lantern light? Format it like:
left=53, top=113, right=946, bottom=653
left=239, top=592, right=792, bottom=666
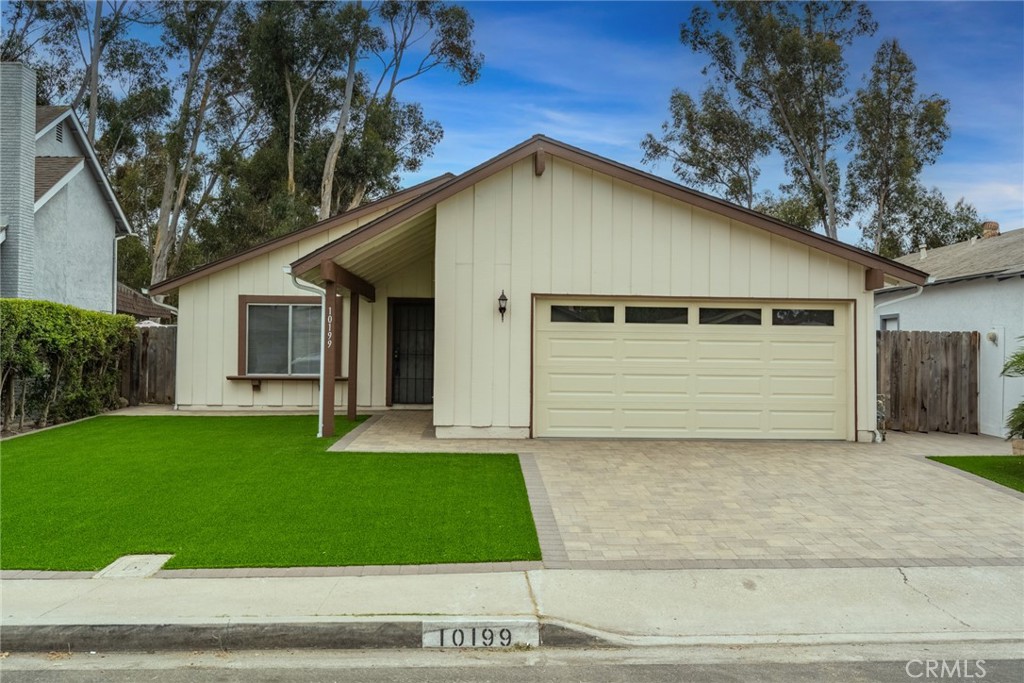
left=498, top=290, right=508, bottom=321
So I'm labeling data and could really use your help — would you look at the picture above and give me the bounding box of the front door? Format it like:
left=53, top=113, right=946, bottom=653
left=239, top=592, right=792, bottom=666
left=391, top=300, right=434, bottom=404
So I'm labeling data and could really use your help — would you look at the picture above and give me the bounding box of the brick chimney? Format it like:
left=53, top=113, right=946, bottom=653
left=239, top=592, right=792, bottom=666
left=981, top=221, right=1000, bottom=239
left=0, top=62, right=37, bottom=298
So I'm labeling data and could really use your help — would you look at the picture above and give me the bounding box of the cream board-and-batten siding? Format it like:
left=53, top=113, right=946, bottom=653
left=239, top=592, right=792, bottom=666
left=162, top=135, right=923, bottom=441
left=432, top=155, right=877, bottom=440
left=170, top=203, right=436, bottom=410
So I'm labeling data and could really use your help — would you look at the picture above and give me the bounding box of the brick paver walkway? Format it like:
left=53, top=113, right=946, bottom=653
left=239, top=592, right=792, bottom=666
left=336, top=411, right=1023, bottom=570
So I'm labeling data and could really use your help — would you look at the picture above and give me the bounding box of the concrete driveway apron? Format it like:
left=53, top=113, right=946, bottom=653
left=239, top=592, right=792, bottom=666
left=336, top=411, right=1023, bottom=570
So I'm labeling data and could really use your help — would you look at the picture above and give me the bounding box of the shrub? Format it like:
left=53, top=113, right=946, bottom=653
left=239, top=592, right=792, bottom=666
left=0, top=299, right=135, bottom=430
left=1002, top=338, right=1024, bottom=441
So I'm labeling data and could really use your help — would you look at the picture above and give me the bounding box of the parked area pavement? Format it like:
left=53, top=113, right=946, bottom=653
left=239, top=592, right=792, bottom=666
left=4, top=408, right=1020, bottom=655
left=2, top=566, right=1022, bottom=652
left=336, top=411, right=1022, bottom=570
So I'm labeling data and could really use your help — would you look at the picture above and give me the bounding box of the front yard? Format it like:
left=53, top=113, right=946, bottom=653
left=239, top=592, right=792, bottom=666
left=0, top=415, right=541, bottom=570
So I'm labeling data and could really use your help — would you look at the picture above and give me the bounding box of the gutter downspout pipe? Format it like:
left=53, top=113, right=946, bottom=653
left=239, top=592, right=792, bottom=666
left=284, top=265, right=327, bottom=437
left=112, top=234, right=129, bottom=314
left=873, top=279, right=933, bottom=311
left=139, top=288, right=181, bottom=317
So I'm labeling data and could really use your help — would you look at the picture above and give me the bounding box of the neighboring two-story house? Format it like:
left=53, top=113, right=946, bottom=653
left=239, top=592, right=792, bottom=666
left=0, top=62, right=132, bottom=313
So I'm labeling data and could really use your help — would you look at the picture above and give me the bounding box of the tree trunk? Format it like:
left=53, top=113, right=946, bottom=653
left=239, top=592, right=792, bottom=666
left=319, top=40, right=360, bottom=218
left=823, top=187, right=838, bottom=240
left=18, top=381, right=27, bottom=430
left=285, top=69, right=297, bottom=195
left=2, top=373, right=14, bottom=428
left=86, top=0, right=103, bottom=144
left=148, top=4, right=226, bottom=295
left=150, top=153, right=180, bottom=289
left=346, top=183, right=367, bottom=211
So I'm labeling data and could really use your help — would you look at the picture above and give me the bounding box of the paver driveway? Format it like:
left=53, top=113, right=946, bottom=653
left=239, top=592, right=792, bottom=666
left=337, top=411, right=1023, bottom=570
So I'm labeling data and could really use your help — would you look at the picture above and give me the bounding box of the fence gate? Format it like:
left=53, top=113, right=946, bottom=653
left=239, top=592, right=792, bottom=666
left=876, top=330, right=979, bottom=433
left=121, top=325, right=176, bottom=405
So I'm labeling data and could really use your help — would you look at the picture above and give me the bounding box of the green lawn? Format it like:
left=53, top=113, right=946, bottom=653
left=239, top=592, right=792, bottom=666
left=928, top=455, right=1024, bottom=493
left=0, top=415, right=540, bottom=570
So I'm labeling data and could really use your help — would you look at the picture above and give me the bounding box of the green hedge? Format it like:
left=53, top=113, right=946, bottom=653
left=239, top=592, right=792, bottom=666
left=1, top=299, right=136, bottom=430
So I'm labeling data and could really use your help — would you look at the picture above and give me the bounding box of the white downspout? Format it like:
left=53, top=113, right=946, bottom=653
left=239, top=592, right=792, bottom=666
left=112, top=234, right=129, bottom=314
left=139, top=288, right=180, bottom=316
left=874, top=281, right=932, bottom=311
left=284, top=265, right=327, bottom=437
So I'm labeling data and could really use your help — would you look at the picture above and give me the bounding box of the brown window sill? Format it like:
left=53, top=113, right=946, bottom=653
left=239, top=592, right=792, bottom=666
left=227, top=375, right=348, bottom=381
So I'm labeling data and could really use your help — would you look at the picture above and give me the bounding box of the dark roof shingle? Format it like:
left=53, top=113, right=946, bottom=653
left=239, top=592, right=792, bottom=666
left=34, top=156, right=83, bottom=201
left=893, top=228, right=1024, bottom=282
left=35, top=105, right=70, bottom=132
left=117, top=282, right=175, bottom=320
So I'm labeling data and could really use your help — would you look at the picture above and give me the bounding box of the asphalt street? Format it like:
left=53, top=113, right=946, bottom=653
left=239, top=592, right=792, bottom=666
left=3, top=646, right=1021, bottom=683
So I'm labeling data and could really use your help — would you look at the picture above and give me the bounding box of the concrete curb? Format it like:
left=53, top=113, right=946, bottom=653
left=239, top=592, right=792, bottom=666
left=4, top=620, right=1021, bottom=653
left=0, top=622, right=424, bottom=653
left=0, top=618, right=611, bottom=653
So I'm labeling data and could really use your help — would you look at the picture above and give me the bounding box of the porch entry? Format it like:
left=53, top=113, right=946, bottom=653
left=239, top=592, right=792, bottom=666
left=389, top=299, right=435, bottom=404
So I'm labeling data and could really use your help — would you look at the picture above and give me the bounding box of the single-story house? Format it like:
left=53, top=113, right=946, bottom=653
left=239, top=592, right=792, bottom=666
left=0, top=62, right=133, bottom=312
left=875, top=225, right=1023, bottom=437
left=151, top=135, right=926, bottom=441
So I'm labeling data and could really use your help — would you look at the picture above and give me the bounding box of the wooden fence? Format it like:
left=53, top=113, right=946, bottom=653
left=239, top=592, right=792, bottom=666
left=121, top=325, right=176, bottom=405
left=876, top=330, right=979, bottom=434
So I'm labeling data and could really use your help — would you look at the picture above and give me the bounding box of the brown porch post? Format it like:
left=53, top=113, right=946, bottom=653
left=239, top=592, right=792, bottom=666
left=321, top=268, right=338, bottom=438
left=347, top=293, right=360, bottom=421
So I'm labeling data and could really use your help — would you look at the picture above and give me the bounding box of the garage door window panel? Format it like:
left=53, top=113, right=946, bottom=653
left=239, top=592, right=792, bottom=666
left=699, top=308, right=762, bottom=325
left=625, top=306, right=688, bottom=324
left=772, top=309, right=835, bottom=326
left=551, top=305, right=614, bottom=323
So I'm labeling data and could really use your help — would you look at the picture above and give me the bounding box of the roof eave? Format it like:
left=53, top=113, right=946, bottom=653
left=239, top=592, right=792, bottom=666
left=35, top=107, right=72, bottom=141
left=148, top=173, right=456, bottom=295
left=33, top=158, right=85, bottom=211
left=62, top=111, right=133, bottom=236
left=291, top=135, right=929, bottom=286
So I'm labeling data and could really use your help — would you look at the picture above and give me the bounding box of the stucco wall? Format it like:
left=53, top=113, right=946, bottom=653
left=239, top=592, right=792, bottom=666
left=36, top=122, right=79, bottom=157
left=174, top=205, right=433, bottom=410
left=34, top=164, right=116, bottom=312
left=433, top=156, right=876, bottom=439
left=875, top=277, right=1024, bottom=437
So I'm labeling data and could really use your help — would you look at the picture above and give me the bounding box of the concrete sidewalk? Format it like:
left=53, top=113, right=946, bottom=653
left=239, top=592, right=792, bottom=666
left=3, top=566, right=1022, bottom=651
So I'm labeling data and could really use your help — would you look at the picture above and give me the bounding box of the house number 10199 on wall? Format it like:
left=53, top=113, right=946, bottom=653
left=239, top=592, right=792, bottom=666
left=325, top=306, right=333, bottom=349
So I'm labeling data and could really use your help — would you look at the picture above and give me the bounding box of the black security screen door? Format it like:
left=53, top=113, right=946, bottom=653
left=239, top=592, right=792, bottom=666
left=391, top=301, right=434, bottom=404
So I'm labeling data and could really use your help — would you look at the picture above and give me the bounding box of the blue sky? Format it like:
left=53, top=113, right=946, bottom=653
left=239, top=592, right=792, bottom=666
left=400, top=1, right=1024, bottom=245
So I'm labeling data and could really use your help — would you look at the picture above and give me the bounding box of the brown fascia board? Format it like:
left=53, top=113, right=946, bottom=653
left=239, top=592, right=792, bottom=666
left=148, top=173, right=455, bottom=295
left=291, top=135, right=928, bottom=286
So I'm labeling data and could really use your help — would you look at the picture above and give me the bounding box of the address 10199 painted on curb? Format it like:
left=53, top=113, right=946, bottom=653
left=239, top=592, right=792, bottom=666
left=421, top=619, right=540, bottom=648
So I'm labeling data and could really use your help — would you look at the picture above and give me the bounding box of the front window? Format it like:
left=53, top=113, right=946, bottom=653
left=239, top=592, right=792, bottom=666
left=247, top=303, right=320, bottom=375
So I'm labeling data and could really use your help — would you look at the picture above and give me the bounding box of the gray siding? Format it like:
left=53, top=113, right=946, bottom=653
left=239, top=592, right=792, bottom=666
left=36, top=122, right=80, bottom=157
left=35, top=172, right=116, bottom=311
left=0, top=63, right=36, bottom=298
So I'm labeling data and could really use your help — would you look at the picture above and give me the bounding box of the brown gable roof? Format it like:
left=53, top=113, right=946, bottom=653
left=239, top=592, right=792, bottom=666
left=36, top=105, right=70, bottom=133
left=892, top=228, right=1024, bottom=283
left=35, top=156, right=83, bottom=201
left=291, top=135, right=928, bottom=286
left=149, top=173, right=456, bottom=295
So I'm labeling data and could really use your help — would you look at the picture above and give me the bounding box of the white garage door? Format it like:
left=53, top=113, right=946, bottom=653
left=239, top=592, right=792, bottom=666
left=534, top=298, right=851, bottom=439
